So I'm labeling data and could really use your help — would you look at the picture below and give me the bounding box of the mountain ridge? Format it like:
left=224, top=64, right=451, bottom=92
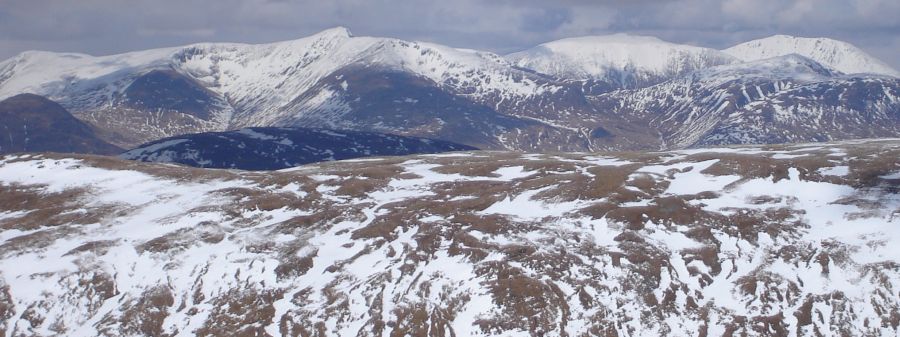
left=0, top=28, right=896, bottom=152
left=724, top=34, right=899, bottom=77
left=506, top=33, right=740, bottom=88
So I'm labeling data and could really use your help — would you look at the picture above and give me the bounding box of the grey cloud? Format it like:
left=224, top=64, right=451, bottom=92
left=519, top=8, right=573, bottom=33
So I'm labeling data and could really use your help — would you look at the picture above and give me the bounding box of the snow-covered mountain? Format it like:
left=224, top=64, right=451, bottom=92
left=0, top=27, right=575, bottom=149
left=1, top=139, right=899, bottom=336
left=507, top=34, right=738, bottom=90
left=120, top=127, right=476, bottom=170
left=170, top=27, right=565, bottom=130
left=0, top=28, right=897, bottom=152
left=592, top=54, right=900, bottom=148
left=0, top=27, right=548, bottom=109
left=724, top=35, right=900, bottom=77
left=2, top=28, right=605, bottom=151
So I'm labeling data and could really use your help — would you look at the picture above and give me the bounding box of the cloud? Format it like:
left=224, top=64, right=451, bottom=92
left=0, top=0, right=896, bottom=69
left=519, top=8, right=573, bottom=33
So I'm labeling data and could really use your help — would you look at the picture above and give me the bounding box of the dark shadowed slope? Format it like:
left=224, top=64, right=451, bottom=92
left=0, top=94, right=122, bottom=154
left=120, top=127, right=477, bottom=170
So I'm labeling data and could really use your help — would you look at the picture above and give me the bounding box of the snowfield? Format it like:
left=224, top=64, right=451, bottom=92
left=0, top=139, right=899, bottom=336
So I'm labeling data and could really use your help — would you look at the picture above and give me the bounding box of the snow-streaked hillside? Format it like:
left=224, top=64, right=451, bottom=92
left=592, top=54, right=900, bottom=148
left=1, top=139, right=899, bottom=336
left=686, top=53, right=837, bottom=86
left=506, top=34, right=738, bottom=88
left=724, top=35, right=900, bottom=77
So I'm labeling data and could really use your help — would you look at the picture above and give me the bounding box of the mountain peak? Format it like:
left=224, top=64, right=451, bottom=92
left=724, top=35, right=898, bottom=77
left=540, top=33, right=667, bottom=46
left=767, top=34, right=817, bottom=40
left=313, top=26, right=354, bottom=39
left=506, top=34, right=736, bottom=84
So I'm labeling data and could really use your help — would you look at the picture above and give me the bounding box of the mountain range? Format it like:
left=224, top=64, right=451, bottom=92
left=0, top=27, right=897, bottom=155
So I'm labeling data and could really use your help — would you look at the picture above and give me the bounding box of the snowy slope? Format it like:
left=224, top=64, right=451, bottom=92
left=0, top=49, right=178, bottom=103
left=724, top=35, right=900, bottom=77
left=507, top=34, right=738, bottom=88
left=687, top=53, right=837, bottom=86
left=1, top=140, right=899, bottom=336
left=591, top=54, right=900, bottom=148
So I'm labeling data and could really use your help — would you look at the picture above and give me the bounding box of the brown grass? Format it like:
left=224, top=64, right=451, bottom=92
left=136, top=222, right=225, bottom=254
left=195, top=288, right=283, bottom=337
left=98, top=286, right=174, bottom=337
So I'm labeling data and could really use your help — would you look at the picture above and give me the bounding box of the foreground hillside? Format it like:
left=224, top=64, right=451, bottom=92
left=0, top=139, right=899, bottom=336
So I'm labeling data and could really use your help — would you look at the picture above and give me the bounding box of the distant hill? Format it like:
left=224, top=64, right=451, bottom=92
left=120, top=127, right=477, bottom=170
left=0, top=93, right=122, bottom=154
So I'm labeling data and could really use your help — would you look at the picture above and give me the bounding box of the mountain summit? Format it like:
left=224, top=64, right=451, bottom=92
left=724, top=34, right=899, bottom=76
left=507, top=34, right=738, bottom=88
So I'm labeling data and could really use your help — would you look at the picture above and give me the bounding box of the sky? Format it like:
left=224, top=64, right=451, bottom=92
left=1, top=0, right=898, bottom=69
